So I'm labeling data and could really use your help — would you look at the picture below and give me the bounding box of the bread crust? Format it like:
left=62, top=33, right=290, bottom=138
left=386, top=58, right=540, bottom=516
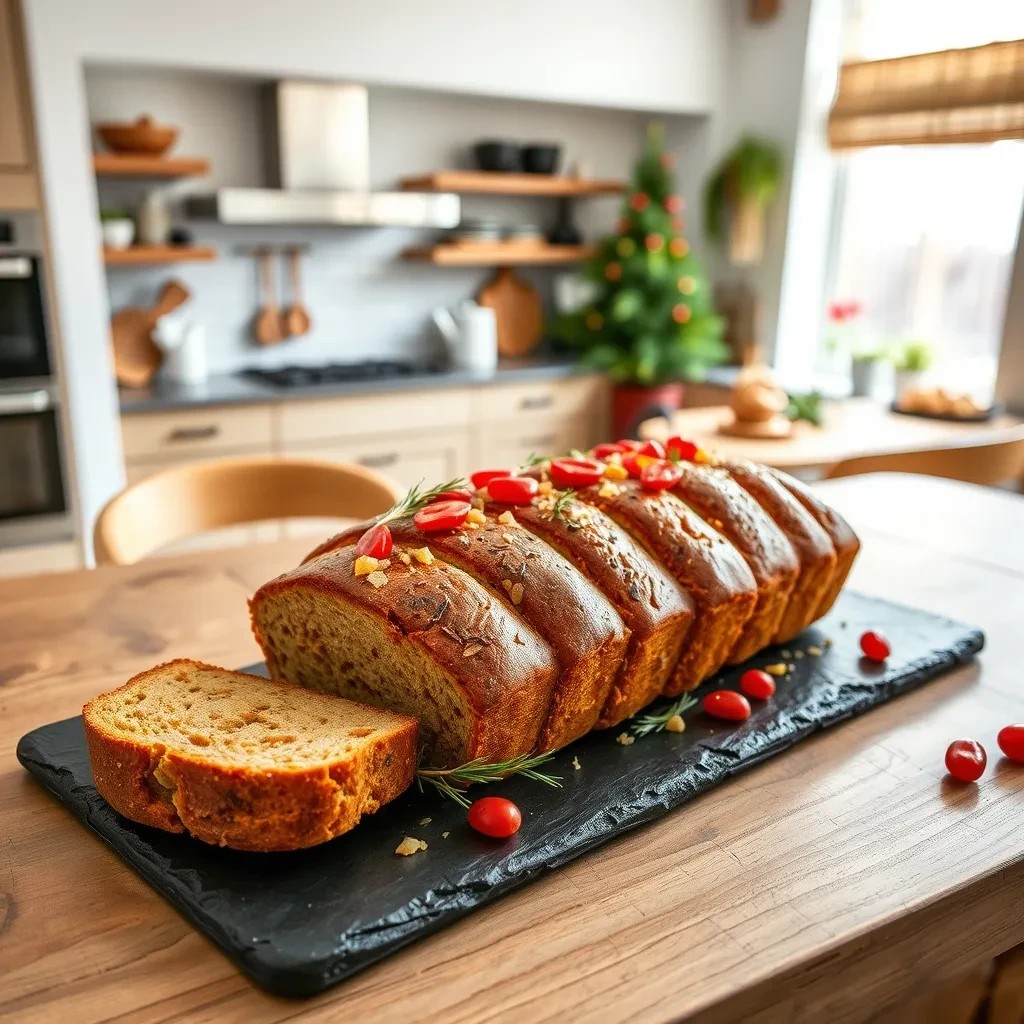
left=769, top=468, right=860, bottom=620
left=83, top=660, right=418, bottom=852
left=720, top=460, right=838, bottom=643
left=573, top=482, right=759, bottom=693
left=670, top=463, right=800, bottom=663
left=311, top=517, right=630, bottom=750
left=251, top=548, right=557, bottom=765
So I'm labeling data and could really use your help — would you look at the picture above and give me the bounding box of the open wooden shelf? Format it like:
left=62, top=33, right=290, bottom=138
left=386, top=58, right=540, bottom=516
left=400, top=171, right=625, bottom=197
left=103, top=245, right=217, bottom=267
left=402, top=242, right=595, bottom=266
left=93, top=154, right=211, bottom=178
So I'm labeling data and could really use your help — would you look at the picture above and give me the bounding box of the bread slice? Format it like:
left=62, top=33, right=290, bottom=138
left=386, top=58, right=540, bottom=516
left=250, top=546, right=557, bottom=768
left=83, top=660, right=418, bottom=852
left=306, top=516, right=631, bottom=751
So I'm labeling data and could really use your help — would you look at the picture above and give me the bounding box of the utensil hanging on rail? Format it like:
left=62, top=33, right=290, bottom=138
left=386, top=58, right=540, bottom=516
left=281, top=246, right=312, bottom=338
left=251, top=248, right=284, bottom=346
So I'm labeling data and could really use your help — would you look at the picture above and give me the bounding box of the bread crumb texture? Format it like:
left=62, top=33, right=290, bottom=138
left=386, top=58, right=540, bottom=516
left=395, top=836, right=428, bottom=856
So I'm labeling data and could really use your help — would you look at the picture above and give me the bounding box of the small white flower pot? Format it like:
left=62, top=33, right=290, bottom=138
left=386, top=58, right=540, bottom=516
left=101, top=218, right=135, bottom=250
left=893, top=369, right=926, bottom=398
left=850, top=358, right=884, bottom=398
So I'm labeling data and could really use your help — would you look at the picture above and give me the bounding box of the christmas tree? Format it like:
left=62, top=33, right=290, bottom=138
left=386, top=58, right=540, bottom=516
left=554, top=123, right=726, bottom=383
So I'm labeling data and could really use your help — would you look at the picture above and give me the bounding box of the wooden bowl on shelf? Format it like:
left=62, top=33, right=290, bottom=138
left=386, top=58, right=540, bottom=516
left=96, top=115, right=178, bottom=156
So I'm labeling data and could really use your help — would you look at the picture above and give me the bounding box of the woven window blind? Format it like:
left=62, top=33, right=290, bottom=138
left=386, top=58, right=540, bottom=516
left=828, top=39, right=1024, bottom=149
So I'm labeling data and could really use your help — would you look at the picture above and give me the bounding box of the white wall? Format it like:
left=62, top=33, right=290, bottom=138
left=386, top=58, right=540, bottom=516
left=20, top=0, right=731, bottom=560
left=88, top=70, right=704, bottom=374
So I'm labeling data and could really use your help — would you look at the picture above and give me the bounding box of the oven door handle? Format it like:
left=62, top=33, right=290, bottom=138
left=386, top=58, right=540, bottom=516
left=0, top=256, right=33, bottom=278
left=0, top=389, right=53, bottom=414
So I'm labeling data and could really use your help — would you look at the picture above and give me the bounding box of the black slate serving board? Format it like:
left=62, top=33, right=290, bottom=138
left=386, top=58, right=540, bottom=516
left=17, top=590, right=983, bottom=998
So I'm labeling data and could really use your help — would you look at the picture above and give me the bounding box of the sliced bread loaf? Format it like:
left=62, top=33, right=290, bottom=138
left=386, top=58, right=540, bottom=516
left=83, top=660, right=418, bottom=852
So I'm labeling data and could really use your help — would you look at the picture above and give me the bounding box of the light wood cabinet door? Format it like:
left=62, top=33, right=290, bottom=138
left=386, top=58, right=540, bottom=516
left=0, top=0, right=31, bottom=171
left=121, top=405, right=276, bottom=462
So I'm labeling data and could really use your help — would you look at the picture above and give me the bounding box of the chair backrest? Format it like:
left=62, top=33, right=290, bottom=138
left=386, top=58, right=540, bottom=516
left=94, top=456, right=404, bottom=565
left=825, top=427, right=1024, bottom=487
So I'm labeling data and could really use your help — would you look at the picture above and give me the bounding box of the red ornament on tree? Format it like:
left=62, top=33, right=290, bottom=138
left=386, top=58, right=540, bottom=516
left=645, top=233, right=664, bottom=253
left=665, top=195, right=684, bottom=214
left=605, top=262, right=623, bottom=282
left=669, top=237, right=690, bottom=258
left=672, top=303, right=692, bottom=324
left=630, top=193, right=650, bottom=212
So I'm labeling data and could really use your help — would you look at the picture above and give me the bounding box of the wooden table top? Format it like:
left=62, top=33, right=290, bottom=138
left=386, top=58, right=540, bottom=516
left=2, top=473, right=1023, bottom=1024
left=639, top=398, right=1024, bottom=473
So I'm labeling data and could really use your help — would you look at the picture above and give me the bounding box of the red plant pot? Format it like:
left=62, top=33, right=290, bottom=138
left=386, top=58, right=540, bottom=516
left=611, top=382, right=685, bottom=438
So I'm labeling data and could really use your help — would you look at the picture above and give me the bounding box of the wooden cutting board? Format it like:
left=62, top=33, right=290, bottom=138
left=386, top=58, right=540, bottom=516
left=110, top=280, right=190, bottom=388
left=477, top=267, right=543, bottom=357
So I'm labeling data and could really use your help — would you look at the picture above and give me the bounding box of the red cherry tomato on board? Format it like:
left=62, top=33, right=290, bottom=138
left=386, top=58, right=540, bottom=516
left=740, top=669, right=776, bottom=700
left=467, top=796, right=522, bottom=838
left=860, top=630, right=891, bottom=661
left=486, top=476, right=539, bottom=505
left=413, top=500, right=471, bottom=533
left=593, top=441, right=632, bottom=459
left=549, top=457, right=605, bottom=489
left=702, top=690, right=752, bottom=721
left=638, top=439, right=666, bottom=459
left=945, top=739, right=987, bottom=782
left=665, top=435, right=699, bottom=462
left=622, top=452, right=658, bottom=479
left=471, top=468, right=513, bottom=489
left=354, top=522, right=393, bottom=559
left=433, top=489, right=474, bottom=503
left=616, top=439, right=643, bottom=451
left=997, top=725, right=1024, bottom=762
left=640, top=459, right=683, bottom=492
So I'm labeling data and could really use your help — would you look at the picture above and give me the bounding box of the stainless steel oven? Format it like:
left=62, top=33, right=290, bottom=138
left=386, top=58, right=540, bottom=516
left=0, top=212, right=72, bottom=547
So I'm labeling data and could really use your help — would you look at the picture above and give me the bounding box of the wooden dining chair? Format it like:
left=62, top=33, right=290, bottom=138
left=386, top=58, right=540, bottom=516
left=825, top=426, right=1024, bottom=487
left=93, top=456, right=404, bottom=566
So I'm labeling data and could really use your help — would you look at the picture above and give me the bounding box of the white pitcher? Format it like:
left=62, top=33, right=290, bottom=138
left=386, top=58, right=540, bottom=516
left=433, top=301, right=498, bottom=377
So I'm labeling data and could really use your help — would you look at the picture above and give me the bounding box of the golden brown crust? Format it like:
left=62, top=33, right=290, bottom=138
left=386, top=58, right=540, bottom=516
left=720, top=460, right=838, bottom=643
left=670, top=463, right=800, bottom=663
left=250, top=548, right=557, bottom=764
left=313, top=517, right=630, bottom=750
left=513, top=498, right=694, bottom=726
left=769, top=469, right=860, bottom=620
left=572, top=482, right=758, bottom=693
left=83, top=660, right=418, bottom=852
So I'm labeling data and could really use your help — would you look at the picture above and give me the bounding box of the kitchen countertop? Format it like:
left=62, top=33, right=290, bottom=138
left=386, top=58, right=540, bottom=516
left=118, top=356, right=591, bottom=414
left=3, top=473, right=1022, bottom=1022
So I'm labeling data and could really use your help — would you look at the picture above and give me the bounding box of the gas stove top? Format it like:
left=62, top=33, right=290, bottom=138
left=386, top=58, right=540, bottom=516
left=240, top=360, right=443, bottom=390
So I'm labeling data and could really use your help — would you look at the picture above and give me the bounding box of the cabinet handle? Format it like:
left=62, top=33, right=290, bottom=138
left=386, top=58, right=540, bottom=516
left=358, top=452, right=399, bottom=469
left=519, top=395, right=554, bottom=411
left=166, top=425, right=220, bottom=442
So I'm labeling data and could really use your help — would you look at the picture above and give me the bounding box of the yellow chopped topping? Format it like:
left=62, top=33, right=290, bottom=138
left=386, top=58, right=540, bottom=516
left=665, top=714, right=686, bottom=733
left=603, top=462, right=629, bottom=481
left=366, top=570, right=389, bottom=588
left=395, top=837, right=427, bottom=856
left=467, top=507, right=486, bottom=525
left=538, top=480, right=554, bottom=495
left=498, top=510, right=517, bottom=526
left=807, top=645, right=823, bottom=656
left=353, top=555, right=380, bottom=576
left=616, top=733, right=636, bottom=746
left=764, top=662, right=788, bottom=675
left=606, top=451, right=624, bottom=466
left=598, top=481, right=621, bottom=499
left=412, top=546, right=435, bottom=565
left=397, top=551, right=412, bottom=565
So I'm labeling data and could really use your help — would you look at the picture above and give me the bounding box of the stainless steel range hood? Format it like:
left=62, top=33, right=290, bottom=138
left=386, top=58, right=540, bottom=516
left=186, top=81, right=459, bottom=228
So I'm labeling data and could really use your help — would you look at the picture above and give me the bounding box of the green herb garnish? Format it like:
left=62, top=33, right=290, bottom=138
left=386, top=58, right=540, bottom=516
left=629, top=693, right=698, bottom=738
left=375, top=478, right=468, bottom=526
left=416, top=752, right=562, bottom=808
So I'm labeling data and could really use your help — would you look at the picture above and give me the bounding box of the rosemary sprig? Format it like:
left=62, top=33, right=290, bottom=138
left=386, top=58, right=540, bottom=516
left=519, top=452, right=551, bottom=468
left=375, top=477, right=468, bottom=527
left=549, top=488, right=576, bottom=525
left=416, top=751, right=562, bottom=808
left=629, top=693, right=698, bottom=738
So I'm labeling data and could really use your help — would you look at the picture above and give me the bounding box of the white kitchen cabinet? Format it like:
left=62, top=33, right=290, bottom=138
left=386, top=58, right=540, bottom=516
left=0, top=0, right=39, bottom=208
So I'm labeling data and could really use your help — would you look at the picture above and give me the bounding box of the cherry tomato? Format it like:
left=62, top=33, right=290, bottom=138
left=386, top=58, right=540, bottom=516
left=616, top=439, right=643, bottom=451
left=467, top=796, right=522, bottom=838
left=945, top=739, right=987, bottom=782
left=471, top=468, right=512, bottom=489
left=640, top=459, right=683, bottom=492
left=487, top=476, right=539, bottom=505
left=549, top=457, right=605, bottom=489
left=997, top=724, right=1024, bottom=762
left=702, top=690, right=752, bottom=721
left=622, top=452, right=658, bottom=479
left=740, top=669, right=776, bottom=700
left=354, top=523, right=393, bottom=559
left=666, top=435, right=699, bottom=462
left=413, top=499, right=471, bottom=533
left=433, top=489, right=474, bottom=503
left=860, top=630, right=891, bottom=661
left=593, top=441, right=632, bottom=459
left=638, top=439, right=666, bottom=459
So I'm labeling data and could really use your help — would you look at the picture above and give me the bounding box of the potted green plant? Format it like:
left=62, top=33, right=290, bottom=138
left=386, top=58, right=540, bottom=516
left=891, top=340, right=934, bottom=396
left=99, top=206, right=135, bottom=250
left=552, top=123, right=726, bottom=437
left=850, top=346, right=887, bottom=398
left=703, top=136, right=783, bottom=265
